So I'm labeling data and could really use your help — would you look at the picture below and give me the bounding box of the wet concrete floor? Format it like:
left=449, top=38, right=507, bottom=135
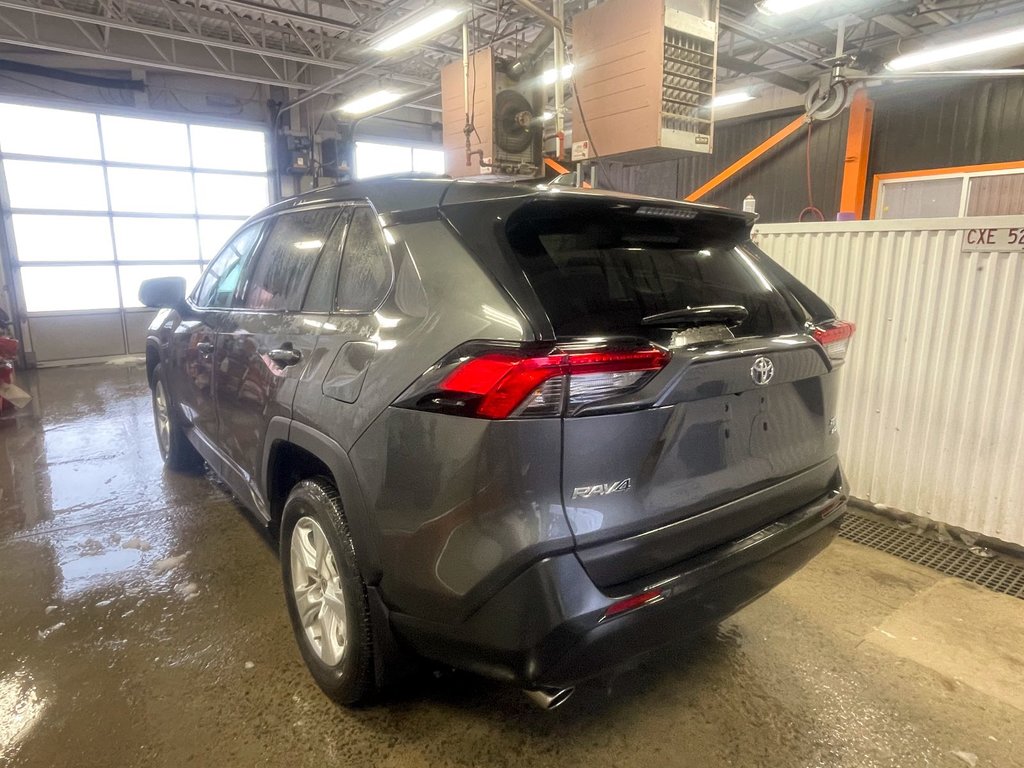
left=1, top=362, right=1023, bottom=768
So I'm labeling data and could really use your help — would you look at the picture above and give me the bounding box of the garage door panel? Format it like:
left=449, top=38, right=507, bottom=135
left=125, top=310, right=159, bottom=355
left=0, top=100, right=271, bottom=365
left=29, top=313, right=126, bottom=363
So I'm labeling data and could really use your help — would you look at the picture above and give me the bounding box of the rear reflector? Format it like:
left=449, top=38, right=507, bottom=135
left=603, top=589, right=664, bottom=620
left=813, top=321, right=856, bottom=363
left=408, top=343, right=671, bottom=419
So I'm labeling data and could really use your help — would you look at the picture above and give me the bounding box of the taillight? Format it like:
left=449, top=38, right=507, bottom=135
left=400, top=343, right=670, bottom=419
left=813, top=320, right=856, bottom=363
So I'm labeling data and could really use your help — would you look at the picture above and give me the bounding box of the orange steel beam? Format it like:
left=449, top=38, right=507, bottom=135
left=684, top=114, right=806, bottom=202
left=839, top=89, right=874, bottom=219
left=544, top=156, right=591, bottom=188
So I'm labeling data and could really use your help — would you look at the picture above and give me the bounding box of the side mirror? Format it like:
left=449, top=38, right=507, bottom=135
left=139, top=276, right=187, bottom=309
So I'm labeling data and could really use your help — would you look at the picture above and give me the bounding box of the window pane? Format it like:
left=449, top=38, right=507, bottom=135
left=194, top=173, right=268, bottom=216
left=966, top=173, right=1024, bottom=216
left=355, top=142, right=412, bottom=179
left=4, top=160, right=108, bottom=211
left=198, top=218, right=246, bottom=260
left=20, top=265, right=120, bottom=312
left=878, top=177, right=963, bottom=219
left=337, top=207, right=393, bottom=313
left=303, top=210, right=348, bottom=312
left=113, top=218, right=200, bottom=261
left=119, top=264, right=202, bottom=309
left=0, top=103, right=101, bottom=159
left=100, top=115, right=191, bottom=167
left=193, top=223, right=265, bottom=307
left=12, top=214, right=113, bottom=262
left=243, top=208, right=340, bottom=311
left=413, top=147, right=445, bottom=175
left=190, top=125, right=267, bottom=171
left=107, top=167, right=195, bottom=214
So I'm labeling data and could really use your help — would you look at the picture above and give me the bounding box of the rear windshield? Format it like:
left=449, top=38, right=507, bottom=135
left=504, top=201, right=805, bottom=338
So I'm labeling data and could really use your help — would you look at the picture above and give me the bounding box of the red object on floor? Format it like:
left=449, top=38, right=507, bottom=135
left=0, top=335, right=17, bottom=414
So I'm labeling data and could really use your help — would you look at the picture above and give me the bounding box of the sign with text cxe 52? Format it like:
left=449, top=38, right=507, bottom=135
left=961, top=226, right=1024, bottom=252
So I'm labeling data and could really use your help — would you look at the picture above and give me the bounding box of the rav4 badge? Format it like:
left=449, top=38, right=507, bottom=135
left=572, top=479, right=632, bottom=500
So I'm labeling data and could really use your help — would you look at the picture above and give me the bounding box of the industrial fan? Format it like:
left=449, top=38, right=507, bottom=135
left=440, top=49, right=543, bottom=179
left=494, top=90, right=537, bottom=155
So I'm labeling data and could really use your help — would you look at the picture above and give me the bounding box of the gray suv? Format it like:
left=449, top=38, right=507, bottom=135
left=140, top=176, right=853, bottom=708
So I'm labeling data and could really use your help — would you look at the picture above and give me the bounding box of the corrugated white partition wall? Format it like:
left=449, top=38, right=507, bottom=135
left=753, top=216, right=1024, bottom=547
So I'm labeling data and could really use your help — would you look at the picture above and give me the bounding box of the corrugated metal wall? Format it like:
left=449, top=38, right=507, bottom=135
left=868, top=78, right=1024, bottom=218
left=602, top=77, right=1024, bottom=223
left=600, top=109, right=848, bottom=223
left=754, top=217, right=1024, bottom=546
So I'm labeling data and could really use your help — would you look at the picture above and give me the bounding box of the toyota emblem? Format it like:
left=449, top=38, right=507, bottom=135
left=751, top=356, right=774, bottom=386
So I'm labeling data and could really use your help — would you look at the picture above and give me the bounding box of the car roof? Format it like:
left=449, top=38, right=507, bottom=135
left=254, top=174, right=754, bottom=225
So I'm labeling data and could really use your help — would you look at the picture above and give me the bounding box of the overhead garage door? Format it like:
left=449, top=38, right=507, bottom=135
left=0, top=100, right=271, bottom=365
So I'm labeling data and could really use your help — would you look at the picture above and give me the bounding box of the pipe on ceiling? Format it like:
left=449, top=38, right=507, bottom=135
left=846, top=69, right=1024, bottom=80
left=508, top=26, right=554, bottom=80
left=351, top=84, right=442, bottom=127
left=509, top=0, right=564, bottom=32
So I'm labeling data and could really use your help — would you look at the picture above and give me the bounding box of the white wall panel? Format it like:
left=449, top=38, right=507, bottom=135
left=754, top=216, right=1024, bottom=546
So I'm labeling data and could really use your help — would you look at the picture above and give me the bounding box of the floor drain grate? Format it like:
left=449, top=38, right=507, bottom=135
left=839, top=511, right=1024, bottom=600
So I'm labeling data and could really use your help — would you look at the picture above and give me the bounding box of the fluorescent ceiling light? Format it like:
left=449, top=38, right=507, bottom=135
left=542, top=63, right=574, bottom=85
left=372, top=7, right=463, bottom=53
left=710, top=90, right=755, bottom=108
left=338, top=90, right=402, bottom=115
left=758, top=0, right=828, bottom=14
left=886, top=27, right=1024, bottom=71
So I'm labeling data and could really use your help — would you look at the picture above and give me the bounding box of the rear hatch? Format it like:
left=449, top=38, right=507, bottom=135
left=442, top=191, right=850, bottom=589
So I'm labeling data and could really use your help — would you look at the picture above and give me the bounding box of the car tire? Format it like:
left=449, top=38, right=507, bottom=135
left=280, top=478, right=376, bottom=705
left=151, top=364, right=203, bottom=472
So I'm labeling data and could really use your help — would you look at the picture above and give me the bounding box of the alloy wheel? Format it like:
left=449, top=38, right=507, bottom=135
left=290, top=517, right=348, bottom=666
left=154, top=381, right=171, bottom=459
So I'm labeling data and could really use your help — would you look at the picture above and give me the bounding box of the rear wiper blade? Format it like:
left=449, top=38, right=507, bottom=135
left=641, top=304, right=749, bottom=327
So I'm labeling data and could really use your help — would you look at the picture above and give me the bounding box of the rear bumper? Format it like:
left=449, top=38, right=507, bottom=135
left=390, top=486, right=847, bottom=687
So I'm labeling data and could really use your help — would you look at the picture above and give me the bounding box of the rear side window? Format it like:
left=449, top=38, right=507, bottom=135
left=302, top=208, right=350, bottom=313
left=241, top=207, right=340, bottom=311
left=193, top=222, right=264, bottom=308
left=336, top=206, right=392, bottom=313
left=504, top=202, right=802, bottom=338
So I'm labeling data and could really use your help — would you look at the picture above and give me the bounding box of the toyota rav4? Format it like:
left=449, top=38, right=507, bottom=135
left=140, top=176, right=853, bottom=707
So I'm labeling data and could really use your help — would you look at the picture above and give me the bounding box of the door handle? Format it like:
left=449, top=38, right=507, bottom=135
left=196, top=341, right=214, bottom=355
left=268, top=347, right=302, bottom=367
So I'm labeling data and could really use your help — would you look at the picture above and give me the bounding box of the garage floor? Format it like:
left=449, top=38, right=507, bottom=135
left=1, top=364, right=1023, bottom=768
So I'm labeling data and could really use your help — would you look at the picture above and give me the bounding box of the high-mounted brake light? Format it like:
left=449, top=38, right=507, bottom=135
left=813, top=320, right=856, bottom=363
left=405, top=344, right=671, bottom=420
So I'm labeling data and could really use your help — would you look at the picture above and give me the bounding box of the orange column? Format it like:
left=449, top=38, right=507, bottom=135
left=839, top=88, right=874, bottom=219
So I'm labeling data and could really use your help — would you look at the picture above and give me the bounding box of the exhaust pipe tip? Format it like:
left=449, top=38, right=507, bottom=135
left=523, top=686, right=575, bottom=710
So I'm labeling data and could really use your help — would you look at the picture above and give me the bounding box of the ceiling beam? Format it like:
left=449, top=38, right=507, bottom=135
left=717, top=53, right=808, bottom=92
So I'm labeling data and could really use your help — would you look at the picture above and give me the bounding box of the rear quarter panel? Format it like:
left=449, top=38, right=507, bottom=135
left=291, top=220, right=534, bottom=451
